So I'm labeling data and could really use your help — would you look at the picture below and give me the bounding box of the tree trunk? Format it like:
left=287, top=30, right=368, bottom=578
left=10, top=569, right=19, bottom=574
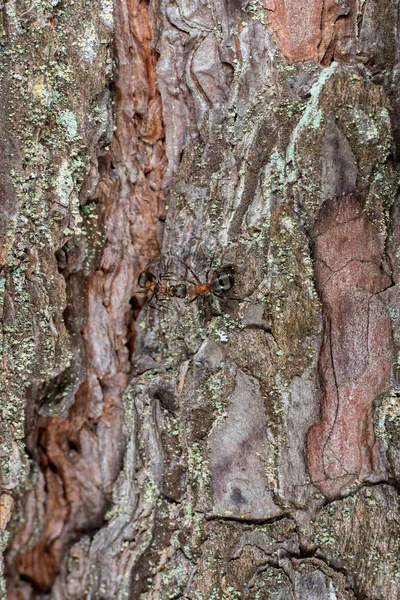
left=1, top=0, right=400, bottom=598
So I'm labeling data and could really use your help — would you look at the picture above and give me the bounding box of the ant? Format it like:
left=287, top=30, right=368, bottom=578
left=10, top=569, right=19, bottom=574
left=137, top=258, right=236, bottom=305
left=137, top=269, right=187, bottom=302
left=181, top=261, right=235, bottom=301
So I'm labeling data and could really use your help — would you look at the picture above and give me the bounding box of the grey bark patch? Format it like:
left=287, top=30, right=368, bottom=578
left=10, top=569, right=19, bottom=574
left=0, top=61, right=21, bottom=252
left=231, top=524, right=300, bottom=559
left=38, top=363, right=84, bottom=418
left=278, top=370, right=319, bottom=508
left=194, top=339, right=226, bottom=371
left=209, top=368, right=281, bottom=519
left=296, top=570, right=333, bottom=600
left=242, top=302, right=272, bottom=332
left=191, top=34, right=234, bottom=105
left=321, top=116, right=357, bottom=201
left=243, top=567, right=294, bottom=600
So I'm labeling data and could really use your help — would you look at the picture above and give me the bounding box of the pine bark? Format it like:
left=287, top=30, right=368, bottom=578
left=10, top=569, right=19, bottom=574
left=1, top=0, right=400, bottom=599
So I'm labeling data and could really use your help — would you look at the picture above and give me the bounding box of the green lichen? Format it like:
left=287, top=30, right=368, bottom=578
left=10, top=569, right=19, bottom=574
left=188, top=442, right=211, bottom=490
left=57, top=109, right=78, bottom=140
left=287, top=62, right=338, bottom=170
left=0, top=0, right=113, bottom=548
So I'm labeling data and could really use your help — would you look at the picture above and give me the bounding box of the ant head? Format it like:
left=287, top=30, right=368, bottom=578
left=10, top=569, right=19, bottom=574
left=210, top=272, right=235, bottom=294
left=173, top=283, right=187, bottom=298
left=138, top=270, right=154, bottom=288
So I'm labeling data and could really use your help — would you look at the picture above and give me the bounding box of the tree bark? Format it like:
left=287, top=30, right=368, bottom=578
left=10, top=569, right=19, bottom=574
left=1, top=0, right=400, bottom=599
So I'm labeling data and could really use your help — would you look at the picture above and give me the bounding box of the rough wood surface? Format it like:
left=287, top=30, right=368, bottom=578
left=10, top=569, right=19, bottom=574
left=1, top=0, right=400, bottom=599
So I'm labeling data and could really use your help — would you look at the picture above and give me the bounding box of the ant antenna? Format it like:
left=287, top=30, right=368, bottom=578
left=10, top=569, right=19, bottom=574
left=174, top=256, right=202, bottom=284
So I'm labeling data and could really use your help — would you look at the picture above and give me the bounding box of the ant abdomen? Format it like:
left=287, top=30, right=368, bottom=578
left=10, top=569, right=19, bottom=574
left=138, top=270, right=154, bottom=288
left=210, top=272, right=234, bottom=294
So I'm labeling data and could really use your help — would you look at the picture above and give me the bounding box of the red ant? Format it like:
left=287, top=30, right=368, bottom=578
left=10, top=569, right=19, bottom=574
left=137, top=258, right=235, bottom=305
left=137, top=269, right=187, bottom=301
left=182, top=262, right=235, bottom=301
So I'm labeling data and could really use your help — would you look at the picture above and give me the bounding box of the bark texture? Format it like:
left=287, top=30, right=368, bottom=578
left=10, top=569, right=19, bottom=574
left=1, top=0, right=400, bottom=599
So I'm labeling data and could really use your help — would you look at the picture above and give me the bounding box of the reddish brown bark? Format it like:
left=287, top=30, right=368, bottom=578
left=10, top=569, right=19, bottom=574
left=6, top=0, right=166, bottom=594
left=264, top=0, right=357, bottom=63
left=307, top=194, right=393, bottom=497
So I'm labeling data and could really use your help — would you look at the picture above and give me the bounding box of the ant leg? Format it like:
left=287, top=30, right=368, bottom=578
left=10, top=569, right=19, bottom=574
left=141, top=255, right=161, bottom=273
left=213, top=293, right=243, bottom=301
left=175, top=257, right=202, bottom=284
left=148, top=296, right=167, bottom=311
left=205, top=253, right=217, bottom=281
left=148, top=302, right=169, bottom=313
left=161, top=272, right=183, bottom=284
left=152, top=298, right=171, bottom=312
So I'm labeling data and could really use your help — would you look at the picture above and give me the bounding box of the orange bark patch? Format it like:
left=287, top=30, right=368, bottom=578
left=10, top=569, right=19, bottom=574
left=264, top=0, right=356, bottom=63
